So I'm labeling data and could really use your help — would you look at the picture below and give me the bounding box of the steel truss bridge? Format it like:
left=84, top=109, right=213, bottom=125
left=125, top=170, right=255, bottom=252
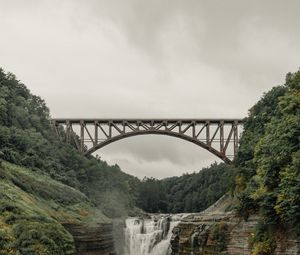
left=51, top=119, right=243, bottom=164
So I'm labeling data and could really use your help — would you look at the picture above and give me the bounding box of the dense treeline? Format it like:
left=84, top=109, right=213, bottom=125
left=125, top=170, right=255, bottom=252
left=135, top=163, right=233, bottom=213
left=0, top=69, right=139, bottom=217
left=0, top=68, right=141, bottom=254
left=1, top=66, right=299, bottom=254
left=0, top=68, right=237, bottom=218
left=235, top=70, right=300, bottom=253
left=135, top=68, right=300, bottom=253
left=0, top=68, right=233, bottom=218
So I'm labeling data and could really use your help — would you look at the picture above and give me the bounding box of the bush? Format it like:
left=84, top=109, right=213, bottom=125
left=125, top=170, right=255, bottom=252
left=248, top=221, right=277, bottom=255
left=13, top=221, right=74, bottom=255
left=210, top=221, right=229, bottom=252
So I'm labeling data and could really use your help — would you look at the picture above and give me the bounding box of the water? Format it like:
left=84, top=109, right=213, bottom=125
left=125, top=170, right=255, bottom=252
left=124, top=214, right=186, bottom=255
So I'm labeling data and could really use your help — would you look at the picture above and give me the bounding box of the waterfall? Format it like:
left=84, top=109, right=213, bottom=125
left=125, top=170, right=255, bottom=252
left=124, top=215, right=185, bottom=255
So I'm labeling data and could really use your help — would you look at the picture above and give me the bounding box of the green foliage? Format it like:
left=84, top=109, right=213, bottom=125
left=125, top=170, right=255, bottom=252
left=0, top=225, right=16, bottom=255
left=0, top=167, right=74, bottom=254
left=0, top=71, right=50, bottom=134
left=0, top=67, right=141, bottom=252
left=235, top=69, right=300, bottom=239
left=0, top=162, right=111, bottom=254
left=135, top=177, right=167, bottom=213
left=210, top=221, right=229, bottom=252
left=235, top=85, right=287, bottom=184
left=0, top=68, right=139, bottom=218
left=136, top=163, right=234, bottom=213
left=13, top=222, right=74, bottom=255
left=248, top=221, right=277, bottom=255
left=2, top=65, right=299, bottom=252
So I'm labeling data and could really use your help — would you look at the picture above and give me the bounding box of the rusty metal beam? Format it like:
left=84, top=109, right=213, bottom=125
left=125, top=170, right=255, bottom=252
left=51, top=118, right=244, bottom=164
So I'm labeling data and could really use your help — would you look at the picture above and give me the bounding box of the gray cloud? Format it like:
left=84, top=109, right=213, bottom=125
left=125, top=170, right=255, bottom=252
left=0, top=0, right=299, bottom=178
left=84, top=0, right=300, bottom=77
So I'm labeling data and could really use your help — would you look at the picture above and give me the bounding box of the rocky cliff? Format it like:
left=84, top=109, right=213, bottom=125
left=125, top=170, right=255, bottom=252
left=64, top=223, right=115, bottom=255
left=171, top=195, right=300, bottom=255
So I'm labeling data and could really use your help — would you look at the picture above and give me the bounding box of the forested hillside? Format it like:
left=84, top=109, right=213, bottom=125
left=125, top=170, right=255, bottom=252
left=0, top=67, right=233, bottom=217
left=135, top=163, right=233, bottom=213
left=0, top=68, right=142, bottom=253
left=0, top=161, right=111, bottom=254
left=235, top=69, right=300, bottom=253
left=0, top=68, right=233, bottom=253
left=0, top=69, right=139, bottom=218
left=1, top=67, right=298, bottom=254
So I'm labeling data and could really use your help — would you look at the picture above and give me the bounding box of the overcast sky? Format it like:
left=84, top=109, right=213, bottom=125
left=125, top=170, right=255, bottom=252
left=0, top=0, right=299, bottom=178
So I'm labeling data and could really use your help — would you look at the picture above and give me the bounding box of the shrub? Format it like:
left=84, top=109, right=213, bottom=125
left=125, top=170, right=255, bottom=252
left=248, top=221, right=277, bottom=255
left=210, top=221, right=229, bottom=252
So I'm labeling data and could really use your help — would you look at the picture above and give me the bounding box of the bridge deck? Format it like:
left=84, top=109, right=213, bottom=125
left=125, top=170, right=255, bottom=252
left=52, top=118, right=244, bottom=124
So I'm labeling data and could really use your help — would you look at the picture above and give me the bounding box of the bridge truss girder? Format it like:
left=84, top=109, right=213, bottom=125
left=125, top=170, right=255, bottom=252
left=51, top=119, right=243, bottom=164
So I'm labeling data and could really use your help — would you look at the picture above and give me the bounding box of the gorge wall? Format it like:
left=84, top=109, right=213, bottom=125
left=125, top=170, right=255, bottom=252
left=64, top=223, right=115, bottom=255
left=170, top=195, right=300, bottom=255
left=64, top=196, right=300, bottom=255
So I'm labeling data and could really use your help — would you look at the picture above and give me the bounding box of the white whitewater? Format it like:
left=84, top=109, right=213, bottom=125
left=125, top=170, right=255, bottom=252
left=124, top=214, right=186, bottom=255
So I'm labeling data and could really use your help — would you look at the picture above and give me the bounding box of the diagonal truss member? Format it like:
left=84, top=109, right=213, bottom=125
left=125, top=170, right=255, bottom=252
left=51, top=118, right=243, bottom=164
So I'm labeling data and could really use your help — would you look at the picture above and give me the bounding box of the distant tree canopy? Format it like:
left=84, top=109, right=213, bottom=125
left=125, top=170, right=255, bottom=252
left=135, top=163, right=234, bottom=213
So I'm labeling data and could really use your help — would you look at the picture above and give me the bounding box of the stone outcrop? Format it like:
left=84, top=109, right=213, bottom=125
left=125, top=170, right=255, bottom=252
left=171, top=212, right=234, bottom=255
left=63, top=223, right=115, bottom=255
left=171, top=195, right=300, bottom=255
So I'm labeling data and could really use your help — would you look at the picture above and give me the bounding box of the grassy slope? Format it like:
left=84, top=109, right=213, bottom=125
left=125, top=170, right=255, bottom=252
left=0, top=68, right=139, bottom=221
left=0, top=161, right=109, bottom=255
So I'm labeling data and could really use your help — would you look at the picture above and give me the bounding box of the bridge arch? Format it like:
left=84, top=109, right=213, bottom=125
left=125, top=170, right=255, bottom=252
left=51, top=118, right=243, bottom=164
left=85, top=130, right=230, bottom=163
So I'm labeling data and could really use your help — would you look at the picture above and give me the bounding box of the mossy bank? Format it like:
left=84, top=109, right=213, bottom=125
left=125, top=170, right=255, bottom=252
left=0, top=161, right=114, bottom=254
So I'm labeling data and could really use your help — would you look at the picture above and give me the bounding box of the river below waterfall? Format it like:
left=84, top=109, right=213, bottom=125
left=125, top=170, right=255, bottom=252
left=123, top=214, right=187, bottom=255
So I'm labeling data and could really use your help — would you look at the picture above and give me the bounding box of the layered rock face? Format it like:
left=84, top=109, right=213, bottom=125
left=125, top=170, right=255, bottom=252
left=170, top=195, right=300, bottom=255
left=171, top=211, right=235, bottom=254
left=63, top=223, right=115, bottom=255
